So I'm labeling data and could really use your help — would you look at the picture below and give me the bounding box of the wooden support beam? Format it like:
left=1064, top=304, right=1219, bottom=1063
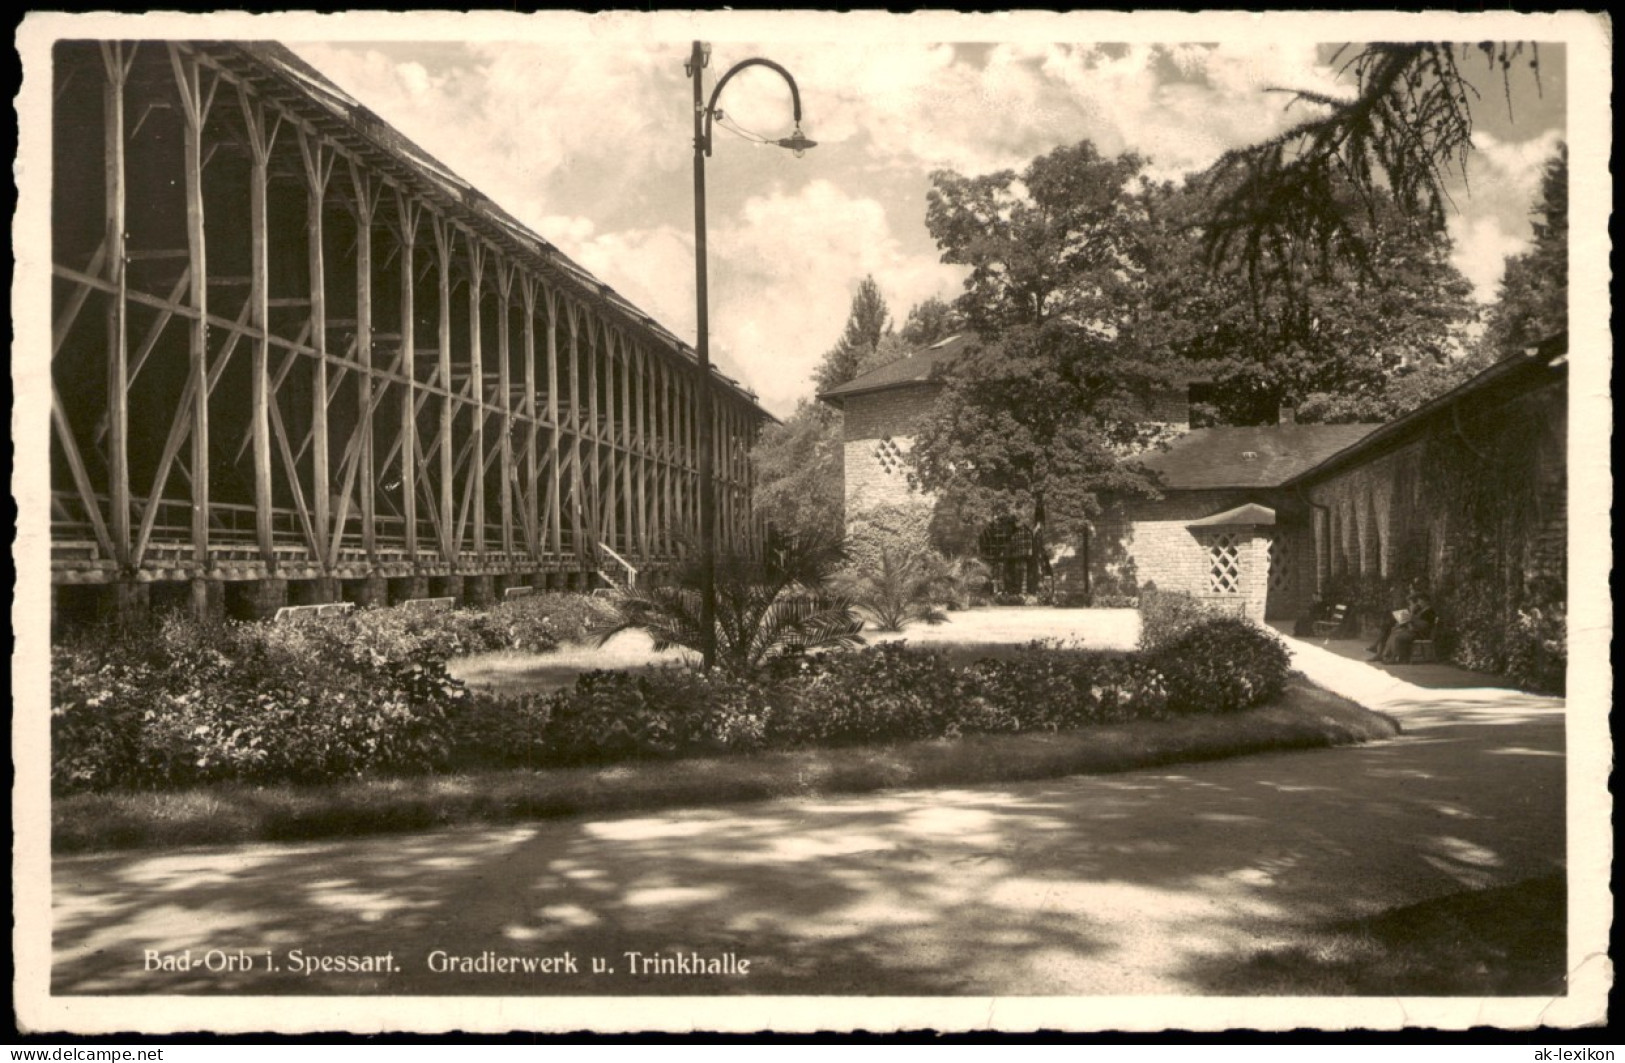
left=496, top=261, right=518, bottom=557
left=604, top=328, right=619, bottom=551
left=618, top=332, right=634, bottom=557
left=240, top=86, right=277, bottom=567
left=51, top=242, right=108, bottom=359
left=466, top=234, right=487, bottom=559
left=396, top=192, right=421, bottom=561
left=101, top=43, right=133, bottom=569
left=521, top=275, right=542, bottom=556
left=583, top=308, right=602, bottom=550
left=169, top=45, right=212, bottom=566
left=299, top=127, right=336, bottom=568
left=634, top=343, right=649, bottom=558
left=432, top=216, right=455, bottom=562
left=566, top=301, right=586, bottom=559
left=544, top=284, right=563, bottom=557
left=51, top=385, right=118, bottom=560
left=349, top=161, right=382, bottom=560
left=130, top=299, right=252, bottom=569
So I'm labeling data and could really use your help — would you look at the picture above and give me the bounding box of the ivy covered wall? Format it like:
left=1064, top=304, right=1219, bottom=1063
left=1301, top=371, right=1566, bottom=692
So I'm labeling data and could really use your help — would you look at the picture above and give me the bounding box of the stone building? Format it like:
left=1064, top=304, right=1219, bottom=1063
left=1094, top=337, right=1568, bottom=629
left=817, top=333, right=971, bottom=517
left=1086, top=418, right=1382, bottom=619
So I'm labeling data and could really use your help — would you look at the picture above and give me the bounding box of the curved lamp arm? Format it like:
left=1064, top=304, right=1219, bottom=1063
left=701, top=57, right=808, bottom=157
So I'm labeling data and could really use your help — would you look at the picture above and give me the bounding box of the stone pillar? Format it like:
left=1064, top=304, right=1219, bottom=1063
left=344, top=576, right=389, bottom=608
left=464, top=574, right=495, bottom=608
left=101, top=580, right=149, bottom=629
left=430, top=575, right=464, bottom=605
left=290, top=577, right=340, bottom=606
left=190, top=579, right=225, bottom=625
left=226, top=578, right=288, bottom=621
left=388, top=576, right=430, bottom=605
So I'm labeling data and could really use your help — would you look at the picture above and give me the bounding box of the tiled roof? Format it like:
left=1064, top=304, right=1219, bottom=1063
left=1135, top=424, right=1383, bottom=489
left=818, top=333, right=975, bottom=403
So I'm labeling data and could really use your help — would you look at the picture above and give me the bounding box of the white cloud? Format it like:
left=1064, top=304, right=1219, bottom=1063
left=1446, top=128, right=1564, bottom=301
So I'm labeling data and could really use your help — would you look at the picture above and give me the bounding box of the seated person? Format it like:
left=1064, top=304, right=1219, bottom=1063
left=1379, top=593, right=1437, bottom=663
left=1367, top=583, right=1420, bottom=656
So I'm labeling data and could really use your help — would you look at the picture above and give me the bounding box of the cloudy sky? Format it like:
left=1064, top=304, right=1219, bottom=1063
left=284, top=15, right=1567, bottom=417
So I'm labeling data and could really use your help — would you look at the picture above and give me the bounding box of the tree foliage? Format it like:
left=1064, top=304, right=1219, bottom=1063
left=1479, top=142, right=1568, bottom=357
left=591, top=534, right=864, bottom=676
left=813, top=275, right=894, bottom=394
left=925, top=140, right=1151, bottom=333
left=1142, top=174, right=1478, bottom=424
left=749, top=400, right=844, bottom=542
left=898, top=296, right=964, bottom=347
left=1206, top=42, right=1545, bottom=284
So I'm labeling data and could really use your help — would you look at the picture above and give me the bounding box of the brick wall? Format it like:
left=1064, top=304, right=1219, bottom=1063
left=1089, top=489, right=1301, bottom=619
left=1300, top=379, right=1566, bottom=595
left=841, top=384, right=943, bottom=517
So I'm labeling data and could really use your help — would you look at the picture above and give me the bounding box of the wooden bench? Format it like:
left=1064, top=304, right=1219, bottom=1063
left=273, top=601, right=355, bottom=624
left=1311, top=603, right=1350, bottom=643
left=400, top=596, right=456, bottom=613
left=503, top=585, right=535, bottom=600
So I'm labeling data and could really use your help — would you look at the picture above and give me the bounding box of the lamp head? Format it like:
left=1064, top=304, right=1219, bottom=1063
left=776, top=125, right=818, bottom=158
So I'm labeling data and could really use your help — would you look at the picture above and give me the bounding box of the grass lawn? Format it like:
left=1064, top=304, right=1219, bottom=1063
left=53, top=676, right=1397, bottom=854
left=451, top=606, right=1143, bottom=695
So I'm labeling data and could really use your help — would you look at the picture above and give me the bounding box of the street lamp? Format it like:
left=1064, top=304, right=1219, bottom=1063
left=687, top=40, right=815, bottom=669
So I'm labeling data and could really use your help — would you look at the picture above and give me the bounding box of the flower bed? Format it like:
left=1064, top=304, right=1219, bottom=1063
left=53, top=604, right=1292, bottom=794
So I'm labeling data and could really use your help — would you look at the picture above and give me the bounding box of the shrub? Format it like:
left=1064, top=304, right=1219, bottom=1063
left=541, top=667, right=775, bottom=764
left=444, top=691, right=554, bottom=770
left=769, top=644, right=972, bottom=745
left=51, top=614, right=464, bottom=794
left=1138, top=587, right=1224, bottom=651
left=967, top=643, right=1169, bottom=730
left=1145, top=619, right=1291, bottom=714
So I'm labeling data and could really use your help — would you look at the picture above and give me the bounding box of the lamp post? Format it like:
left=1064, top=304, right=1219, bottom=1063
left=687, top=41, right=815, bottom=669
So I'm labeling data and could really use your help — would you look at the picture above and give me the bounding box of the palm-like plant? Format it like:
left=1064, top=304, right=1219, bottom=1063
left=591, top=533, right=864, bottom=675
left=834, top=543, right=959, bottom=633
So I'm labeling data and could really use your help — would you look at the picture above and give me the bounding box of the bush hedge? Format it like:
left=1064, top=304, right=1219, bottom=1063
left=53, top=603, right=1292, bottom=792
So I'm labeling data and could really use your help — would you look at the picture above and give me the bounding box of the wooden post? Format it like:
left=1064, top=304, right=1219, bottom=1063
left=432, top=216, right=454, bottom=562
left=585, top=313, right=601, bottom=549
left=350, top=163, right=380, bottom=560
left=240, top=88, right=277, bottom=566
left=661, top=357, right=674, bottom=557
left=520, top=274, right=540, bottom=557
left=466, top=234, right=487, bottom=560
left=633, top=344, right=648, bottom=558
left=299, top=128, right=334, bottom=565
left=617, top=332, right=634, bottom=555
left=169, top=46, right=210, bottom=568
left=396, top=193, right=421, bottom=561
left=542, top=283, right=562, bottom=557
left=101, top=44, right=132, bottom=569
left=565, top=301, right=585, bottom=559
left=495, top=260, right=515, bottom=560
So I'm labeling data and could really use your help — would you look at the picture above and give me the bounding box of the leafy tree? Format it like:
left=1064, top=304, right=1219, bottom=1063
left=749, top=400, right=844, bottom=542
left=898, top=296, right=964, bottom=347
left=913, top=141, right=1205, bottom=542
left=1140, top=173, right=1478, bottom=424
left=1479, top=142, right=1568, bottom=356
left=925, top=140, right=1150, bottom=333
left=813, top=275, right=893, bottom=393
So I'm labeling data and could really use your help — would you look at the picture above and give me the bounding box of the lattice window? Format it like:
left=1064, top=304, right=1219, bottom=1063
left=1206, top=531, right=1243, bottom=594
left=872, top=436, right=906, bottom=475
left=1268, top=535, right=1291, bottom=592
